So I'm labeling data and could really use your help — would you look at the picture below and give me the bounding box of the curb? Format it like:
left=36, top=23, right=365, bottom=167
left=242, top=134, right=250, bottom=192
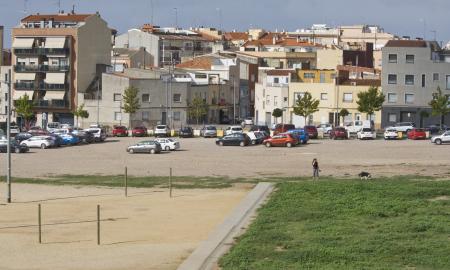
left=177, top=182, right=274, bottom=270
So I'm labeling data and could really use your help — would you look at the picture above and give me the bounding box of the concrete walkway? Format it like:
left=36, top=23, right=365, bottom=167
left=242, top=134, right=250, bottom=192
left=177, top=182, right=275, bottom=270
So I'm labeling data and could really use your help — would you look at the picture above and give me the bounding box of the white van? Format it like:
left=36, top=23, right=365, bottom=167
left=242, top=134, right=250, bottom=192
left=345, top=120, right=363, bottom=134
left=47, top=122, right=61, bottom=132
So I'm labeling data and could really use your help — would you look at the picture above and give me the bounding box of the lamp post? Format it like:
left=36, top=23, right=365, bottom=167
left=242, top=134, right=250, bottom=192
left=1, top=69, right=12, bottom=203
left=96, top=77, right=100, bottom=126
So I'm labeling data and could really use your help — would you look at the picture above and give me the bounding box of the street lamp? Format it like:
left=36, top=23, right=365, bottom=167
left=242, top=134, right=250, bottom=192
left=1, top=69, right=12, bottom=203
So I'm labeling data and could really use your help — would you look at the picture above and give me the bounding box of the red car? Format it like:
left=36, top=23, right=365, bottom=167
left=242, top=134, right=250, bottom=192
left=112, top=126, right=128, bottom=137
left=273, top=124, right=295, bottom=135
left=132, top=126, right=148, bottom=137
left=408, top=128, right=427, bottom=140
left=330, top=127, right=348, bottom=140
left=304, top=125, right=318, bottom=139
left=263, top=133, right=297, bottom=147
left=28, top=126, right=48, bottom=136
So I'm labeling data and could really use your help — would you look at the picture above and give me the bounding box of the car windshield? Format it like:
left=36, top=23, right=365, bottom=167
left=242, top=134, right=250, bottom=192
left=362, top=128, right=372, bottom=132
left=157, top=125, right=166, bottom=129
left=206, top=126, right=216, bottom=130
left=386, top=129, right=396, bottom=132
left=415, top=129, right=424, bottom=132
left=232, top=128, right=242, bottom=131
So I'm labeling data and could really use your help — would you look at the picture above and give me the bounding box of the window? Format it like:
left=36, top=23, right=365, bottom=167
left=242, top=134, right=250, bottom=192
left=388, top=74, right=397, bottom=84
left=303, top=73, right=315, bottom=79
left=195, top=74, right=207, bottom=79
left=405, top=93, right=414, bottom=104
left=173, top=111, right=181, bottom=121
left=283, top=97, right=288, bottom=102
left=142, top=111, right=149, bottom=121
left=387, top=93, right=397, bottom=103
left=294, top=92, right=305, bottom=102
left=266, top=95, right=270, bottom=105
left=405, top=75, right=414, bottom=85
left=113, top=93, right=122, bottom=101
left=142, top=94, right=150, bottom=102
left=433, top=73, right=439, bottom=81
left=173, top=94, right=181, bottom=103
left=114, top=112, right=122, bottom=121
left=320, top=93, right=328, bottom=100
left=406, top=54, right=414, bottom=64
left=388, top=54, right=397, bottom=63
left=274, top=96, right=278, bottom=106
left=421, top=74, right=425, bottom=88
left=343, top=93, right=353, bottom=102
left=274, top=77, right=279, bottom=84
left=388, top=113, right=397, bottom=122
left=446, top=75, right=450, bottom=90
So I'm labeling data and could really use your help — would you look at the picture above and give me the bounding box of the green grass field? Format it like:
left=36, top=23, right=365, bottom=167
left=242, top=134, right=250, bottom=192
left=220, top=178, right=450, bottom=269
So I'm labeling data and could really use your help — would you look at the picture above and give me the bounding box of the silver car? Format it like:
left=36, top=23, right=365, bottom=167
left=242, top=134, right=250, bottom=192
left=201, top=126, right=217, bottom=138
left=127, top=140, right=162, bottom=154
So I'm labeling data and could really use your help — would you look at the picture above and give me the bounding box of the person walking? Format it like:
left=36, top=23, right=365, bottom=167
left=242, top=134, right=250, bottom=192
left=312, top=158, right=319, bottom=179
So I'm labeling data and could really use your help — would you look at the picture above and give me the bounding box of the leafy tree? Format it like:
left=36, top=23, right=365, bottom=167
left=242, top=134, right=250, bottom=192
left=339, top=108, right=350, bottom=125
left=73, top=104, right=89, bottom=128
left=122, top=86, right=140, bottom=127
left=15, top=93, right=34, bottom=130
left=356, top=86, right=385, bottom=118
left=272, top=108, right=283, bottom=124
left=429, top=86, right=450, bottom=127
left=188, top=96, right=208, bottom=124
left=293, top=92, right=319, bottom=126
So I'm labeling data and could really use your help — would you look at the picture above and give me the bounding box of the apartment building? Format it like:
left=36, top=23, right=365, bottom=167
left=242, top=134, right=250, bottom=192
left=114, top=24, right=216, bottom=67
left=112, top=47, right=153, bottom=72
left=0, top=26, right=3, bottom=66
left=0, top=66, right=14, bottom=126
left=381, top=40, right=450, bottom=128
left=11, top=12, right=111, bottom=126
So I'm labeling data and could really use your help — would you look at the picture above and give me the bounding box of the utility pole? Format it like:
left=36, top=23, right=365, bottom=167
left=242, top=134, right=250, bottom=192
left=232, top=76, right=236, bottom=125
left=173, top=8, right=178, bottom=29
left=6, top=69, right=12, bottom=203
left=96, top=78, right=100, bottom=126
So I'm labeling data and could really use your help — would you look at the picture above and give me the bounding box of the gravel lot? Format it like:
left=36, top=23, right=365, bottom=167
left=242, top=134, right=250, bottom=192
left=1, top=136, right=449, bottom=179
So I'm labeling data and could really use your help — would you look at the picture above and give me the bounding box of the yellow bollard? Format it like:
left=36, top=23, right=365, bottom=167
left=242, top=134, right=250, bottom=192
left=217, top=129, right=224, bottom=137
left=397, top=131, right=403, bottom=139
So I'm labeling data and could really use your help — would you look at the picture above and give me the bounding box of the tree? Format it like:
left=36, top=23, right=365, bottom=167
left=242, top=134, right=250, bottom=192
left=73, top=104, right=89, bottom=128
left=272, top=108, right=283, bottom=124
left=339, top=108, right=350, bottom=125
left=188, top=96, right=208, bottom=124
left=293, top=92, right=319, bottom=126
left=429, top=86, right=450, bottom=127
left=122, top=86, right=140, bottom=128
left=15, top=93, right=34, bottom=130
left=356, top=86, right=385, bottom=119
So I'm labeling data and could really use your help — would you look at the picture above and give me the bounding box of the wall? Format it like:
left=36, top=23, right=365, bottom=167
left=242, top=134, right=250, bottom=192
left=316, top=48, right=343, bottom=69
left=254, top=82, right=289, bottom=126
left=0, top=26, right=3, bottom=66
left=115, top=29, right=160, bottom=67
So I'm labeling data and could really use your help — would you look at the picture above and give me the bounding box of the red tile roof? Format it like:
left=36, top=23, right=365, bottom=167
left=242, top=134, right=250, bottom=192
left=21, top=14, right=93, bottom=23
left=243, top=38, right=319, bottom=48
left=385, top=40, right=427, bottom=48
left=176, top=56, right=214, bottom=70
left=224, top=32, right=249, bottom=41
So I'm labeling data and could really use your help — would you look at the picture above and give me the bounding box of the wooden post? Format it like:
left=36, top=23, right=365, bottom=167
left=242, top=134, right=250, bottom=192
left=97, top=205, right=100, bottom=245
left=124, top=166, right=128, bottom=197
left=38, top=204, right=42, bottom=244
left=169, top=167, right=172, bottom=198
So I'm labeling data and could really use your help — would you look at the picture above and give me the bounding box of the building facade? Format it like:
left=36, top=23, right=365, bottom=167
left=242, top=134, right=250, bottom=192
left=0, top=66, right=14, bottom=126
left=381, top=40, right=450, bottom=128
left=11, top=12, right=112, bottom=127
left=0, top=26, right=3, bottom=66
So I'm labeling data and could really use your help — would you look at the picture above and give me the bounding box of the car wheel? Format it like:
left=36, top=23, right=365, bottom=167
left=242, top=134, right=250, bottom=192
left=219, top=141, right=224, bottom=146
left=286, top=142, right=292, bottom=148
left=435, top=139, right=442, bottom=145
left=41, top=143, right=47, bottom=149
left=150, top=149, right=156, bottom=154
left=129, top=149, right=134, bottom=154
left=165, top=146, right=170, bottom=151
left=251, top=140, right=256, bottom=145
left=240, top=141, right=245, bottom=147
left=265, top=142, right=271, bottom=147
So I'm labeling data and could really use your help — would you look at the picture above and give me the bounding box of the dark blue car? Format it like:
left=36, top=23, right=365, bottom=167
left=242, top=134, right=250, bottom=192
left=286, top=129, right=309, bottom=144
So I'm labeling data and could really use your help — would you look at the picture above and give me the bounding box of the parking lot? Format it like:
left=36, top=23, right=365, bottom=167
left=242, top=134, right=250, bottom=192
left=1, top=136, right=450, bottom=179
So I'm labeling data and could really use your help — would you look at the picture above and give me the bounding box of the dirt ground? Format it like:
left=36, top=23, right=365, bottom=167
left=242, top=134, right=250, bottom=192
left=0, top=183, right=250, bottom=270
left=1, top=137, right=449, bottom=179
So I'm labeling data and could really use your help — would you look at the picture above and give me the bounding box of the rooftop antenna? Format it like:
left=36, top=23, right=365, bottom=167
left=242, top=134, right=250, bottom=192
left=22, top=0, right=28, bottom=14
left=72, top=4, right=75, bottom=14
left=430, top=30, right=436, bottom=41
left=173, top=7, right=178, bottom=28
left=150, top=0, right=154, bottom=25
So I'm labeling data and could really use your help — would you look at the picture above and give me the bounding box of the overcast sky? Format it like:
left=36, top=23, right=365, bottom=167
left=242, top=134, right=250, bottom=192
left=1, top=0, right=450, bottom=47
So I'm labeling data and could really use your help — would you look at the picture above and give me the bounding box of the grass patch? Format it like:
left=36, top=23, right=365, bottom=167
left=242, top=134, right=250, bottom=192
left=220, top=178, right=450, bottom=269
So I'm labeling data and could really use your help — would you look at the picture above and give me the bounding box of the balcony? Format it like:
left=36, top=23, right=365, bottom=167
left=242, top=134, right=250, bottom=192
left=14, top=65, right=70, bottom=73
left=14, top=48, right=69, bottom=55
left=14, top=82, right=68, bottom=91
left=34, top=100, right=69, bottom=109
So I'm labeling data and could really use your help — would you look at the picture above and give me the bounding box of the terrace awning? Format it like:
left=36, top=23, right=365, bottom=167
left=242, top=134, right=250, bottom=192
left=13, top=90, right=34, bottom=100
left=44, top=91, right=66, bottom=100
left=44, top=73, right=65, bottom=84
left=44, top=37, right=66, bottom=48
left=14, top=73, right=36, bottom=81
left=12, top=38, right=34, bottom=48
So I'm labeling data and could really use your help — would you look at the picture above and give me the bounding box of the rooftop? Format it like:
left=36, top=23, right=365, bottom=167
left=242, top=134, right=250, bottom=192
left=21, top=13, right=93, bottom=23
left=224, top=32, right=249, bottom=41
left=266, top=69, right=295, bottom=76
left=384, top=40, right=427, bottom=48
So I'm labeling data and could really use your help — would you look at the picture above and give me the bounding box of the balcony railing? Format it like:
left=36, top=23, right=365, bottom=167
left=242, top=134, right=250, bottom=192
left=34, top=100, right=68, bottom=109
left=14, top=48, right=69, bottom=55
left=14, top=82, right=68, bottom=91
left=14, top=65, right=70, bottom=72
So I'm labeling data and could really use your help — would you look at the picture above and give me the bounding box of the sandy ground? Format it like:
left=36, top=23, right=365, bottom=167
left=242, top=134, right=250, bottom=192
left=1, top=137, right=449, bottom=179
left=0, top=183, right=250, bottom=270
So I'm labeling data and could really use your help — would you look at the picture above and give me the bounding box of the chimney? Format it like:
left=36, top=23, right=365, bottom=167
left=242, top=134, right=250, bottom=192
left=273, top=36, right=276, bottom=45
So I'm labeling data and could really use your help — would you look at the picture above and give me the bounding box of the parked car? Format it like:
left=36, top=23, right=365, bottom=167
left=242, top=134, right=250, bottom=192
left=15, top=132, right=33, bottom=142
left=154, top=125, right=170, bottom=137
left=58, top=133, right=80, bottom=145
left=249, top=125, right=270, bottom=136
left=127, top=140, right=162, bottom=154
left=46, top=122, right=61, bottom=133
left=60, top=123, right=73, bottom=129
left=85, top=127, right=107, bottom=142
left=72, top=128, right=94, bottom=144
left=179, top=127, right=194, bottom=138
left=384, top=128, right=399, bottom=140
left=345, top=120, right=364, bottom=134
left=155, top=138, right=180, bottom=151
left=263, top=133, right=297, bottom=148
left=10, top=125, right=20, bottom=135
left=303, top=125, right=319, bottom=139
left=357, top=128, right=377, bottom=140
left=285, top=129, right=309, bottom=144
left=408, top=128, right=427, bottom=140
left=316, top=123, right=333, bottom=134
left=216, top=133, right=249, bottom=146
left=241, top=117, right=254, bottom=126
left=20, top=136, right=55, bottom=149
left=112, top=126, right=128, bottom=137
left=200, top=126, right=217, bottom=138
left=0, top=139, right=29, bottom=153
left=273, top=124, right=295, bottom=135
left=132, top=126, right=148, bottom=137
left=225, top=126, right=243, bottom=135
left=246, top=131, right=267, bottom=145
left=48, top=133, right=64, bottom=147
left=28, top=126, right=48, bottom=136
left=425, top=124, right=448, bottom=134
left=330, top=127, right=348, bottom=140
left=431, top=131, right=450, bottom=145
left=392, top=122, right=415, bottom=133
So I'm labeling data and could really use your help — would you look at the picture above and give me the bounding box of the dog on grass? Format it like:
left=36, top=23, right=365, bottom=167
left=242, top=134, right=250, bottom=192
left=358, top=171, right=372, bottom=180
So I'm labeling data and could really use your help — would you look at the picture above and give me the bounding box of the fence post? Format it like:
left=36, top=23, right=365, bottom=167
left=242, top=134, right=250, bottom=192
left=97, top=205, right=100, bottom=245
left=124, top=166, right=128, bottom=197
left=38, top=204, right=42, bottom=244
left=169, top=167, right=172, bottom=198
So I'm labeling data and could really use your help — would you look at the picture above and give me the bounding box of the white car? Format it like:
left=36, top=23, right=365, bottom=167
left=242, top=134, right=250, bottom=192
left=316, top=123, right=333, bottom=134
left=431, top=131, right=450, bottom=145
left=345, top=120, right=364, bottom=134
left=85, top=127, right=107, bottom=142
left=241, top=117, right=254, bottom=126
left=357, top=128, right=376, bottom=140
left=154, top=125, right=170, bottom=137
left=392, top=122, right=415, bottom=133
left=155, top=138, right=180, bottom=151
left=384, top=128, right=399, bottom=140
left=10, top=126, right=21, bottom=134
left=225, top=126, right=243, bottom=135
left=20, top=136, right=55, bottom=149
